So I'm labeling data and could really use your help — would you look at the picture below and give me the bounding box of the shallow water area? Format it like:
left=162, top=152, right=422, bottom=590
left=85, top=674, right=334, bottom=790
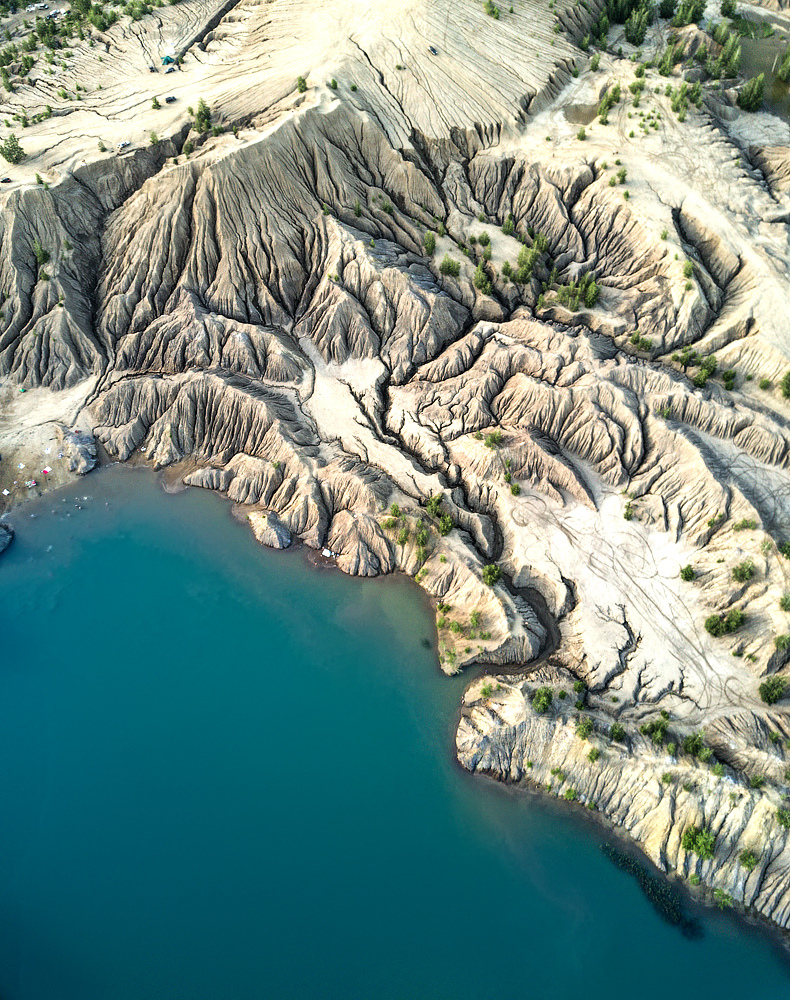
left=1, top=466, right=789, bottom=999
left=564, top=102, right=598, bottom=124
left=739, top=28, right=790, bottom=119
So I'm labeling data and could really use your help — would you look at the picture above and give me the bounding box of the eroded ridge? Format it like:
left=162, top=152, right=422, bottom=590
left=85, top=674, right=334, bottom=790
left=2, top=0, right=790, bottom=931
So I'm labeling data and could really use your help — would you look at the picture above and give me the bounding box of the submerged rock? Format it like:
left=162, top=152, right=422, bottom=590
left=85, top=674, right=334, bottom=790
left=0, top=522, right=13, bottom=555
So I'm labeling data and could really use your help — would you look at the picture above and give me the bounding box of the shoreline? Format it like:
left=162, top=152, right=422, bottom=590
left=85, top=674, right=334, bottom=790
left=5, top=459, right=790, bottom=951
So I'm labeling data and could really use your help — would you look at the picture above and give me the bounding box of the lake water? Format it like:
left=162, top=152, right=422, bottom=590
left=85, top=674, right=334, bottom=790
left=1, top=467, right=789, bottom=1000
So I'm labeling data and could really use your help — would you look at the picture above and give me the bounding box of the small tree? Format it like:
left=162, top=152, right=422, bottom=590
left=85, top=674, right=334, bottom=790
left=194, top=98, right=212, bottom=133
left=424, top=231, right=436, bottom=255
left=720, top=0, right=736, bottom=16
left=149, top=131, right=159, bottom=145
left=297, top=76, right=307, bottom=93
left=473, top=261, right=492, bottom=295
left=0, top=133, right=25, bottom=164
left=32, top=238, right=49, bottom=266
left=532, top=686, right=553, bottom=713
left=151, top=96, right=160, bottom=109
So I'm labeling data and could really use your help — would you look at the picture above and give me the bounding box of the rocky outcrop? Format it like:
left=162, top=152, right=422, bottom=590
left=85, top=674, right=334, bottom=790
left=248, top=510, right=292, bottom=550
left=459, top=663, right=790, bottom=925
left=56, top=426, right=98, bottom=476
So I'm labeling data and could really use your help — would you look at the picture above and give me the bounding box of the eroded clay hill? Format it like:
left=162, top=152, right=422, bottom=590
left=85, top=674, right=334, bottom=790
left=2, top=0, right=790, bottom=931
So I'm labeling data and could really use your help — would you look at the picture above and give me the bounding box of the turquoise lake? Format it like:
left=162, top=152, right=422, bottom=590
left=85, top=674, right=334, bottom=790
left=1, top=466, right=789, bottom=999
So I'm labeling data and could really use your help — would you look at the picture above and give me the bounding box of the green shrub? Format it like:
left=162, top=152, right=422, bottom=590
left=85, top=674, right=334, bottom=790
left=640, top=716, right=670, bottom=745
left=424, top=231, right=436, bottom=255
left=576, top=716, right=594, bottom=739
left=775, top=634, right=790, bottom=651
left=732, top=559, right=755, bottom=583
left=682, top=825, right=715, bottom=859
left=532, top=686, right=553, bottom=713
left=682, top=731, right=706, bottom=756
left=680, top=565, right=695, bottom=581
left=714, top=888, right=733, bottom=909
left=759, top=378, right=772, bottom=390
left=484, top=430, right=503, bottom=448
left=610, top=721, right=626, bottom=742
left=759, top=676, right=787, bottom=705
left=297, top=76, right=307, bottom=93
left=777, top=808, right=790, bottom=829
left=780, top=594, right=790, bottom=611
left=749, top=775, right=765, bottom=789
left=482, top=564, right=502, bottom=587
left=739, top=848, right=758, bottom=871
left=591, top=53, right=601, bottom=71
left=705, top=609, right=745, bottom=637
left=782, top=371, right=790, bottom=398
left=480, top=682, right=493, bottom=698
left=439, top=254, right=460, bottom=278
left=662, top=772, right=673, bottom=784
left=588, top=747, right=601, bottom=762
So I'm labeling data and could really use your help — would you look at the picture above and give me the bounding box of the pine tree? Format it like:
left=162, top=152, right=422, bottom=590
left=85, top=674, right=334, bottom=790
left=738, top=73, right=765, bottom=112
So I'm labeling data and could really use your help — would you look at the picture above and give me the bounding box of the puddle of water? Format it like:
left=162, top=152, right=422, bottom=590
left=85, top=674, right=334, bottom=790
left=564, top=102, right=598, bottom=125
left=738, top=31, right=790, bottom=120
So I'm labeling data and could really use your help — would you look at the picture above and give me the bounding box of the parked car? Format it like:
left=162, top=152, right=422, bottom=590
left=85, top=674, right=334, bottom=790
left=429, top=45, right=438, bottom=55
left=117, top=140, right=130, bottom=150
left=165, top=95, right=176, bottom=103
left=0, top=177, right=11, bottom=184
left=148, top=65, right=157, bottom=73
left=165, top=66, right=176, bottom=74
